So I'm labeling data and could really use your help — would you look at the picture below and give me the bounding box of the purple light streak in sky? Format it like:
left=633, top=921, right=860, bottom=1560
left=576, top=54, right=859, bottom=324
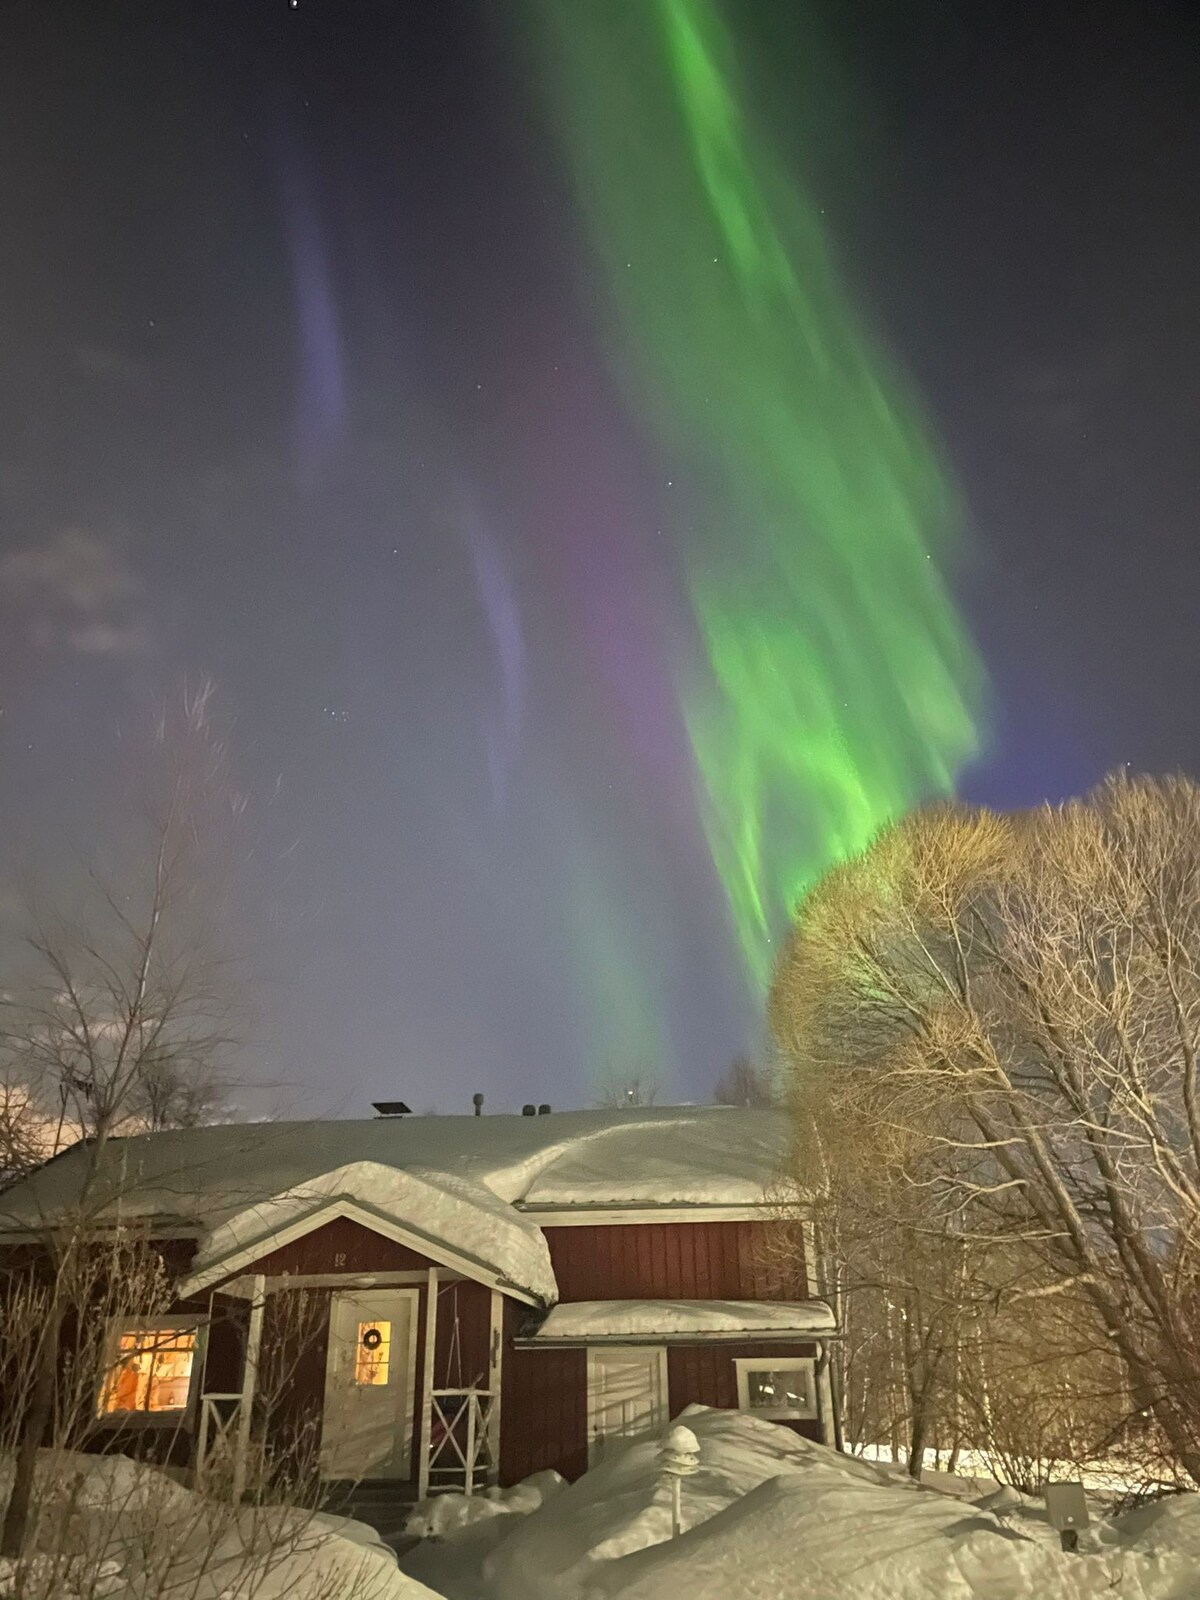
left=532, top=390, right=701, bottom=839
left=275, top=132, right=349, bottom=474
left=466, top=508, right=526, bottom=809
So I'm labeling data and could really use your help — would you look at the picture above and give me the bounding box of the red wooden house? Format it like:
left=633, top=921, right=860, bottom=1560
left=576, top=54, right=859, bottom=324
left=0, top=1106, right=835, bottom=1501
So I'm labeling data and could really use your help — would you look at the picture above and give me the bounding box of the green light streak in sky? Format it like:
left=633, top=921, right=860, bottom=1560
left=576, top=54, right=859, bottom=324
left=530, top=0, right=984, bottom=987
left=565, top=847, right=671, bottom=1091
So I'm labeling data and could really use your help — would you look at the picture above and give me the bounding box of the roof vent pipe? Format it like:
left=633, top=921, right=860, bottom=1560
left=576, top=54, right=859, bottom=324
left=538, top=1103, right=551, bottom=1116
left=472, top=1093, right=484, bottom=1117
left=521, top=1103, right=536, bottom=1117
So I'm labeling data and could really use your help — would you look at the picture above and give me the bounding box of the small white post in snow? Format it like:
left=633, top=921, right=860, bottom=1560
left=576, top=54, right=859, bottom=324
left=658, top=1424, right=701, bottom=1538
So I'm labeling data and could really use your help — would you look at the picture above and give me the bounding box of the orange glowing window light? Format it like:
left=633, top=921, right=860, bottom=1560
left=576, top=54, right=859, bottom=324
left=99, top=1326, right=197, bottom=1416
left=354, top=1321, right=391, bottom=1386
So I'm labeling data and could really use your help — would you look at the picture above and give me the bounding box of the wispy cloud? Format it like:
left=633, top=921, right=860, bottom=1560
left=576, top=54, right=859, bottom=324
left=0, top=528, right=151, bottom=657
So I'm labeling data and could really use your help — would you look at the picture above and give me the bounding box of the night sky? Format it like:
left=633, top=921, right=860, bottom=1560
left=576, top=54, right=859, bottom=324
left=3, top=1, right=1199, bottom=1115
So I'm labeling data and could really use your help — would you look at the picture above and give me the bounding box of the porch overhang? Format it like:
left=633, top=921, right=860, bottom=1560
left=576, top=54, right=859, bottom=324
left=176, top=1168, right=555, bottom=1306
left=514, top=1298, right=838, bottom=1348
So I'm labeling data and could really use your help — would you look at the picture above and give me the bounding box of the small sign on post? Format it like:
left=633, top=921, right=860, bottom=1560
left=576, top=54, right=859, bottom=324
left=1045, top=1482, right=1089, bottom=1553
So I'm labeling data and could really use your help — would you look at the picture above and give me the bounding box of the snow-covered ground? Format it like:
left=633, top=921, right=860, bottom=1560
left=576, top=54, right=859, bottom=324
left=401, top=1407, right=1200, bottom=1600
left=0, top=1450, right=439, bottom=1600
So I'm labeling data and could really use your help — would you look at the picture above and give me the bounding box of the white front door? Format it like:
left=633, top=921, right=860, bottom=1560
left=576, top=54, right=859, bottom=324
left=587, top=1347, right=669, bottom=1464
left=321, top=1288, right=417, bottom=1480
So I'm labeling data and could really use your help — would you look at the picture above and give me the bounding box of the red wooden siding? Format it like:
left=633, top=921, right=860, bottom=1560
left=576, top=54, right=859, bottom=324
left=220, top=1219, right=494, bottom=1484
left=500, top=1301, right=587, bottom=1484
left=258, top=1286, right=332, bottom=1475
left=240, top=1216, right=437, bottom=1277
left=500, top=1333, right=824, bottom=1484
left=544, top=1221, right=807, bottom=1303
left=201, top=1291, right=252, bottom=1396
left=433, top=1277, right=492, bottom=1390
left=668, top=1341, right=822, bottom=1442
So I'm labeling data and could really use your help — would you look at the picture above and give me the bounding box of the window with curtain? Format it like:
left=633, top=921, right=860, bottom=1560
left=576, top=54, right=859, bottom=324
left=98, top=1325, right=198, bottom=1416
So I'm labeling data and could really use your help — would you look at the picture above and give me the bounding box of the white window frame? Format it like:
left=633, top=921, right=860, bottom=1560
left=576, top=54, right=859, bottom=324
left=96, top=1316, right=207, bottom=1426
left=734, top=1357, right=817, bottom=1421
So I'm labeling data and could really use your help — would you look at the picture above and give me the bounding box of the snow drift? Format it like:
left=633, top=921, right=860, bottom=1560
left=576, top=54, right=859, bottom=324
left=0, top=1449, right=439, bottom=1600
left=457, top=1408, right=1200, bottom=1600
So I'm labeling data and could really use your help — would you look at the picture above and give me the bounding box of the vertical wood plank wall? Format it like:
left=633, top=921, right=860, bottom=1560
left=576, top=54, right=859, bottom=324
left=501, top=1222, right=814, bottom=1483
left=238, top=1219, right=492, bottom=1482
left=543, top=1221, right=807, bottom=1301
left=668, top=1341, right=822, bottom=1442
left=500, top=1300, right=587, bottom=1484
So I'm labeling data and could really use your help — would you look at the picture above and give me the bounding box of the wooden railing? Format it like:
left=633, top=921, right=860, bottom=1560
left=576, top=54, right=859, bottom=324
left=195, top=1393, right=245, bottom=1497
left=428, top=1388, right=496, bottom=1495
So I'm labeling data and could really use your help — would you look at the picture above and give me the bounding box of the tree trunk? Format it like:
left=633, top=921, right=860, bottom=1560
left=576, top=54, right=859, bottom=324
left=1, top=1293, right=64, bottom=1557
left=1148, top=1386, right=1200, bottom=1489
left=908, top=1407, right=929, bottom=1479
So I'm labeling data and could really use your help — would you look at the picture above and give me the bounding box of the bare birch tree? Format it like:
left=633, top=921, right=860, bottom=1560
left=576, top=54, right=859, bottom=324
left=593, top=1063, right=661, bottom=1108
left=770, top=773, right=1200, bottom=1485
left=713, top=1054, right=779, bottom=1107
left=0, top=684, right=242, bottom=1557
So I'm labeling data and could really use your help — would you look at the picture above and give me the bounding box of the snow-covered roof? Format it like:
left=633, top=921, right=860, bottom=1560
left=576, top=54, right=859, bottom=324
left=0, top=1108, right=793, bottom=1305
left=525, top=1299, right=836, bottom=1343
left=182, top=1160, right=558, bottom=1305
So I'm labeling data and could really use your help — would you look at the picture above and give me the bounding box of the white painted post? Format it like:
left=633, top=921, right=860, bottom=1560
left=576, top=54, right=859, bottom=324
left=417, top=1268, right=438, bottom=1499
left=233, top=1275, right=266, bottom=1502
left=196, top=1397, right=212, bottom=1483
left=487, top=1288, right=503, bottom=1483
left=465, top=1395, right=478, bottom=1496
left=815, top=1342, right=838, bottom=1448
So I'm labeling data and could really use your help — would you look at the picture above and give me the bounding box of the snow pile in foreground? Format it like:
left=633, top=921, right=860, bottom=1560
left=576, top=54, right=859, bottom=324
left=462, top=1408, right=1200, bottom=1600
left=400, top=1471, right=568, bottom=1599
left=0, top=1449, right=439, bottom=1600
left=404, top=1470, right=566, bottom=1538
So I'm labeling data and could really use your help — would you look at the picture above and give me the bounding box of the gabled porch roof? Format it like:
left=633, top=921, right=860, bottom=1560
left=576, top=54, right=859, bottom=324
left=177, top=1160, right=555, bottom=1304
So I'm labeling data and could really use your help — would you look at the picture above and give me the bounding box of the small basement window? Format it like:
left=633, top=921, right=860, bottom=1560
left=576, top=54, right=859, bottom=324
left=734, top=1357, right=816, bottom=1421
left=98, top=1323, right=200, bottom=1419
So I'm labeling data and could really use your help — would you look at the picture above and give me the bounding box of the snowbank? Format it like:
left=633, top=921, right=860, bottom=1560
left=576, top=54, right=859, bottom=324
left=400, top=1472, right=567, bottom=1600
left=470, top=1408, right=1200, bottom=1600
left=404, top=1470, right=566, bottom=1538
left=0, top=1449, right=440, bottom=1600
left=527, top=1299, right=835, bottom=1341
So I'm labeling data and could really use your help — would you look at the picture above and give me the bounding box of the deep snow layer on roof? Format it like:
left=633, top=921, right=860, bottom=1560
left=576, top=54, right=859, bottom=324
left=0, top=1109, right=793, bottom=1303
left=0, top=1107, right=791, bottom=1228
left=181, top=1160, right=558, bottom=1304
left=527, top=1299, right=835, bottom=1341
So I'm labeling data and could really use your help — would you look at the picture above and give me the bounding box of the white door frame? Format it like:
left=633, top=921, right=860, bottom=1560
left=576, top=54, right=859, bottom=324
left=586, top=1345, right=669, bottom=1465
left=321, top=1286, right=419, bottom=1480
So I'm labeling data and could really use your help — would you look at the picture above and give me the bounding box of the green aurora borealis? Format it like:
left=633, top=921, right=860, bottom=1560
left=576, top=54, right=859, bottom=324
left=532, top=0, right=984, bottom=988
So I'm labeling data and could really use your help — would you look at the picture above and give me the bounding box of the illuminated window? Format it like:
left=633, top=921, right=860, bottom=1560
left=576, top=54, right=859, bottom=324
left=354, top=1320, right=391, bottom=1386
left=734, top=1358, right=816, bottom=1420
left=99, top=1325, right=198, bottom=1417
